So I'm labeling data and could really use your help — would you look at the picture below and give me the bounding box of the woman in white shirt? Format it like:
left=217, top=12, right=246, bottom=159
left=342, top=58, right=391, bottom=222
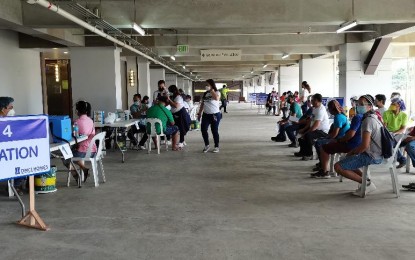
left=167, top=85, right=191, bottom=148
left=197, top=79, right=221, bottom=153
left=301, top=81, right=311, bottom=114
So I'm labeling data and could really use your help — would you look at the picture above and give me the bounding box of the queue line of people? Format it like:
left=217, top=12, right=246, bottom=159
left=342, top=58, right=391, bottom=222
left=270, top=89, right=415, bottom=195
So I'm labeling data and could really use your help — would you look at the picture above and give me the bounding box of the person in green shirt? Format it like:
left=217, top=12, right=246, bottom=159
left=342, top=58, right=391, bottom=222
left=219, top=85, right=229, bottom=113
left=146, top=96, right=180, bottom=150
left=383, top=97, right=408, bottom=168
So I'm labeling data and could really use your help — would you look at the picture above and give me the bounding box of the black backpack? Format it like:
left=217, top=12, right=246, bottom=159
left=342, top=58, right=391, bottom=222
left=365, top=115, right=394, bottom=159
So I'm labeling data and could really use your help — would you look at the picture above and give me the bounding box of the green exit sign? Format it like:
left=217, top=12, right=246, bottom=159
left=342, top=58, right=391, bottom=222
left=177, top=45, right=189, bottom=53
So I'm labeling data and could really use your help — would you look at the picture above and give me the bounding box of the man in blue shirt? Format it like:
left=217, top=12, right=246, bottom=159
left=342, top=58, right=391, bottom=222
left=271, top=95, right=303, bottom=142
left=312, top=113, right=363, bottom=178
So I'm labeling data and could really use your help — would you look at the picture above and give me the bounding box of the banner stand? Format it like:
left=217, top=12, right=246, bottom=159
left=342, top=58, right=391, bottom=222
left=16, top=176, right=49, bottom=231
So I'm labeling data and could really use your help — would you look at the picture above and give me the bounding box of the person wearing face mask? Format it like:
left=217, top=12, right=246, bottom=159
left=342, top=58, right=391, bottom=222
left=127, top=94, right=149, bottom=150
left=271, top=95, right=302, bottom=142
left=167, top=85, right=191, bottom=148
left=152, top=80, right=168, bottom=105
left=334, top=95, right=383, bottom=196
left=383, top=98, right=408, bottom=168
left=0, top=97, right=23, bottom=194
left=198, top=79, right=222, bottom=153
left=140, top=96, right=150, bottom=116
left=348, top=96, right=358, bottom=120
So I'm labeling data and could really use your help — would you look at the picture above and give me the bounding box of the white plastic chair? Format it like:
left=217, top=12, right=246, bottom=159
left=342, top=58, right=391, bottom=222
left=146, top=118, right=168, bottom=154
left=357, top=134, right=405, bottom=198
left=189, top=105, right=199, bottom=121
left=70, top=132, right=106, bottom=187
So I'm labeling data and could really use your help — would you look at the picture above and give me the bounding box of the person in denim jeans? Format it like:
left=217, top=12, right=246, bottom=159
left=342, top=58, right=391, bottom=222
left=401, top=128, right=415, bottom=190
left=334, top=95, right=383, bottom=196
left=198, top=79, right=221, bottom=153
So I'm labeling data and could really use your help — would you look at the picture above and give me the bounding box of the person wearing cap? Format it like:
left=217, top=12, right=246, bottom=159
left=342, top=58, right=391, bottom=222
left=271, top=95, right=302, bottom=142
left=334, top=95, right=383, bottom=196
left=383, top=97, right=408, bottom=168
left=348, top=96, right=358, bottom=120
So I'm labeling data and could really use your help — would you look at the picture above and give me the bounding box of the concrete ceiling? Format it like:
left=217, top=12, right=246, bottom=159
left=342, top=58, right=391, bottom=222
left=2, top=0, right=415, bottom=80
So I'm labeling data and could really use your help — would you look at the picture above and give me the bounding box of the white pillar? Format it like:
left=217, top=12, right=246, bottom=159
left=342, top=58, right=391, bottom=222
left=279, top=66, right=299, bottom=94
left=165, top=73, right=178, bottom=87
left=126, top=56, right=138, bottom=105
left=137, top=57, right=151, bottom=99
left=183, top=79, right=192, bottom=96
left=300, top=58, right=336, bottom=97
left=70, top=47, right=122, bottom=114
left=150, top=68, right=165, bottom=102
left=339, top=43, right=393, bottom=106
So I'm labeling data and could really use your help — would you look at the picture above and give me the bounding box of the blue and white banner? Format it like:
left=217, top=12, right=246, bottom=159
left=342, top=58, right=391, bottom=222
left=0, top=115, right=50, bottom=181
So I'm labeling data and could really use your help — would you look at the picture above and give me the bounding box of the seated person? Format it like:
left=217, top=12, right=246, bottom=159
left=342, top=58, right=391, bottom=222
left=70, top=101, right=96, bottom=182
left=295, top=94, right=330, bottom=160
left=401, top=127, right=415, bottom=190
left=285, top=108, right=313, bottom=147
left=334, top=95, right=382, bottom=196
left=383, top=98, right=408, bottom=168
left=375, top=94, right=387, bottom=116
left=312, top=107, right=363, bottom=178
left=312, top=100, right=350, bottom=174
left=271, top=95, right=303, bottom=142
left=140, top=96, right=150, bottom=117
left=146, top=96, right=180, bottom=150
left=127, top=94, right=149, bottom=150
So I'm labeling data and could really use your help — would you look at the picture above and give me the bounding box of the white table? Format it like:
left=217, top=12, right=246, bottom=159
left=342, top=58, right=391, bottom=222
left=94, top=119, right=141, bottom=162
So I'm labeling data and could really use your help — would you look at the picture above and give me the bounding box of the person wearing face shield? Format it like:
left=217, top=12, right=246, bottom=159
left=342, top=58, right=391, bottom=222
left=197, top=79, right=222, bottom=153
left=334, top=95, right=383, bottom=196
left=0, top=97, right=23, bottom=194
left=382, top=98, right=408, bottom=168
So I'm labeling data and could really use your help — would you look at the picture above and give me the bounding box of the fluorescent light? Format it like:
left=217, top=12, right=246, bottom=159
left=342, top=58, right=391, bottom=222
left=182, top=65, right=186, bottom=69
left=63, top=51, right=68, bottom=54
left=132, top=22, right=145, bottom=36
left=190, top=71, right=193, bottom=75
left=170, top=56, right=176, bottom=61
left=336, top=20, right=358, bottom=33
left=282, top=53, right=289, bottom=59
left=263, top=64, right=268, bottom=68
left=250, top=71, right=254, bottom=74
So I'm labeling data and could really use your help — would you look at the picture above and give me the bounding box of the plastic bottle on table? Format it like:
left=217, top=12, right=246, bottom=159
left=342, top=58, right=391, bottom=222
left=73, top=122, right=79, bottom=137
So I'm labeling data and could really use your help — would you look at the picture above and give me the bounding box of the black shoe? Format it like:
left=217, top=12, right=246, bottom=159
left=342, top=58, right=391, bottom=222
left=294, top=152, right=304, bottom=157
left=402, top=183, right=415, bottom=189
left=397, top=162, right=406, bottom=169
left=271, top=137, right=277, bottom=142
left=276, top=139, right=286, bottom=143
left=312, top=165, right=321, bottom=172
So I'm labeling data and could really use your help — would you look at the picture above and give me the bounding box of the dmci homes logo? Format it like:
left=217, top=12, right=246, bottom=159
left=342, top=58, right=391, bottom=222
left=15, top=167, right=20, bottom=175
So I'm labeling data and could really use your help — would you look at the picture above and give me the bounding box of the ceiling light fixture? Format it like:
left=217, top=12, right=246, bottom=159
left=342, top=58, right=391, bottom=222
left=336, top=20, right=358, bottom=33
left=263, top=64, right=268, bottom=68
left=132, top=22, right=145, bottom=36
left=282, top=53, right=289, bottom=59
left=251, top=68, right=254, bottom=74
left=63, top=51, right=68, bottom=54
left=170, top=56, right=176, bottom=61
left=182, top=65, right=186, bottom=69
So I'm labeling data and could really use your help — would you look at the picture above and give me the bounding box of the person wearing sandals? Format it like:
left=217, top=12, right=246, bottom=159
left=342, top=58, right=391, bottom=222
left=198, top=79, right=222, bottom=153
left=146, top=96, right=180, bottom=151
left=0, top=96, right=24, bottom=195
left=70, top=101, right=96, bottom=182
left=167, top=85, right=191, bottom=149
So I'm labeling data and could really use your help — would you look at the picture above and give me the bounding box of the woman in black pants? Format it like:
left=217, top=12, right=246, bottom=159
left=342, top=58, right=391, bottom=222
left=167, top=85, right=190, bottom=149
left=198, top=79, right=222, bottom=153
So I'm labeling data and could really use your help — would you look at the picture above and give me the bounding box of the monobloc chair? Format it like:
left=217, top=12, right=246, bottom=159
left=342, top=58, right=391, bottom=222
left=357, top=133, right=406, bottom=198
left=146, top=118, right=168, bottom=154
left=70, top=131, right=107, bottom=187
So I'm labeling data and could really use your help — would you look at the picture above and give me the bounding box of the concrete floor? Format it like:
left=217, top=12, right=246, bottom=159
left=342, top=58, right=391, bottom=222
left=2, top=103, right=415, bottom=260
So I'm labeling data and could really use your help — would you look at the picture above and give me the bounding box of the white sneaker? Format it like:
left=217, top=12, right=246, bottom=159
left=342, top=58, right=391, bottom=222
left=177, top=143, right=184, bottom=149
left=183, top=141, right=187, bottom=146
left=203, top=145, right=210, bottom=153
left=167, top=141, right=172, bottom=145
left=352, top=182, right=376, bottom=197
left=212, top=147, right=220, bottom=153
left=138, top=145, right=146, bottom=150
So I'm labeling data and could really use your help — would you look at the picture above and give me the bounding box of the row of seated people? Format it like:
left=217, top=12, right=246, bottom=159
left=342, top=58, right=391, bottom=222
left=271, top=93, right=415, bottom=195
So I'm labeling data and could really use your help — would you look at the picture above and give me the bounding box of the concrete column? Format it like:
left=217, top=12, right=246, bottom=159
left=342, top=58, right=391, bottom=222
left=137, top=57, right=151, bottom=99
left=299, top=58, right=336, bottom=97
left=339, top=43, right=393, bottom=105
left=70, top=47, right=122, bottom=114
left=177, top=77, right=184, bottom=91
left=150, top=68, right=165, bottom=102
left=183, top=79, right=192, bottom=96
left=279, top=66, right=299, bottom=95
left=126, top=56, right=138, bottom=105
left=165, top=73, right=178, bottom=87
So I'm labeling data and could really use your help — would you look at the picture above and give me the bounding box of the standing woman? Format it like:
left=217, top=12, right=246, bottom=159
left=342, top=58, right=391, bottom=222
left=167, top=85, right=190, bottom=148
left=198, top=79, right=222, bottom=153
left=301, top=81, right=311, bottom=114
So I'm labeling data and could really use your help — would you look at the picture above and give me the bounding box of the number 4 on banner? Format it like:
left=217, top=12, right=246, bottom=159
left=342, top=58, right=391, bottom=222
left=3, top=125, right=12, bottom=137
